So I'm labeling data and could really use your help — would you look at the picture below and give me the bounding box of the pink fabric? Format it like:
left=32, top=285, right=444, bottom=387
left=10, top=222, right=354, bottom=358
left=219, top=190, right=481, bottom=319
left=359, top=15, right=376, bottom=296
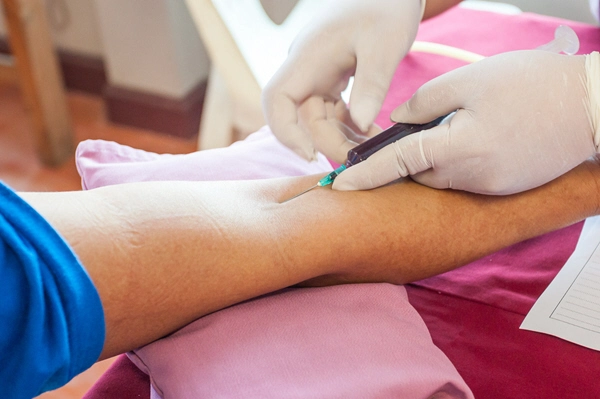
left=75, top=126, right=333, bottom=189
left=77, top=128, right=472, bottom=398
left=375, top=8, right=600, bottom=130
left=129, top=285, right=470, bottom=399
left=82, top=355, right=149, bottom=399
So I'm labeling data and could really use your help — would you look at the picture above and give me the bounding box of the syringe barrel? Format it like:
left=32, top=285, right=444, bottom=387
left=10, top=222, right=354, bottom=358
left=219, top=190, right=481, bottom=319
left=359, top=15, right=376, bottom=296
left=345, top=114, right=449, bottom=167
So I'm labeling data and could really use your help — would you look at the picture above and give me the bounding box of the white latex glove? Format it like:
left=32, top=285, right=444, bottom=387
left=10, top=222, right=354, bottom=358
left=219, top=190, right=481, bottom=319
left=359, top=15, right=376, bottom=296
left=262, top=0, right=423, bottom=164
left=333, top=50, right=600, bottom=195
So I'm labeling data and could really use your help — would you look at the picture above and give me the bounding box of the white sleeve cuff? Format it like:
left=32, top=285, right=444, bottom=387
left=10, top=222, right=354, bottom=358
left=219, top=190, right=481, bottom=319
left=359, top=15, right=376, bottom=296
left=590, top=0, right=600, bottom=23
left=586, top=51, right=600, bottom=152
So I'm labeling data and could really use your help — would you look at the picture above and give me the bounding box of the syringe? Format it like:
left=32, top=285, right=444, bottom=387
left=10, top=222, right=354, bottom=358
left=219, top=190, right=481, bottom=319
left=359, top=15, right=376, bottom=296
left=281, top=114, right=449, bottom=203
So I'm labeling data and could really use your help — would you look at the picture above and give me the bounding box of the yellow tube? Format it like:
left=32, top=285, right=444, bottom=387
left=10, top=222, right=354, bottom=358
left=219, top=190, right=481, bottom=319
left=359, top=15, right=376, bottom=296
left=410, top=41, right=485, bottom=63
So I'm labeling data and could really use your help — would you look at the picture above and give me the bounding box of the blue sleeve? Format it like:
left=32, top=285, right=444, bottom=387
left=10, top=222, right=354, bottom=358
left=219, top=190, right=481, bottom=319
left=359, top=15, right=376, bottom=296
left=0, top=183, right=105, bottom=399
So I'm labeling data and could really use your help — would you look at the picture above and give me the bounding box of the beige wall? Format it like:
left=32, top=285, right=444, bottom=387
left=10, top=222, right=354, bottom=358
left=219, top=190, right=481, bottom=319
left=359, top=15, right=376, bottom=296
left=93, top=0, right=209, bottom=98
left=0, top=0, right=299, bottom=98
left=0, top=0, right=104, bottom=56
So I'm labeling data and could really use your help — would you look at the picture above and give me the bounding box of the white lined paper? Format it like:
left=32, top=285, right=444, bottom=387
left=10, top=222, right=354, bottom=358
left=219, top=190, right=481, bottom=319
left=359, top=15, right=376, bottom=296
left=521, top=216, right=600, bottom=351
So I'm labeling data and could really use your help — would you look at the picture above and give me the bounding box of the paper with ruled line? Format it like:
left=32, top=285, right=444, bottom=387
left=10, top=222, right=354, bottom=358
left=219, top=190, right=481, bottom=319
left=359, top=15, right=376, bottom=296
left=521, top=216, right=600, bottom=351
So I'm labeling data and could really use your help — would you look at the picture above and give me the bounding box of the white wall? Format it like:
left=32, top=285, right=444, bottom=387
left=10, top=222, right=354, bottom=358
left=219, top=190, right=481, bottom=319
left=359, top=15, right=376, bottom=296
left=467, top=0, right=597, bottom=24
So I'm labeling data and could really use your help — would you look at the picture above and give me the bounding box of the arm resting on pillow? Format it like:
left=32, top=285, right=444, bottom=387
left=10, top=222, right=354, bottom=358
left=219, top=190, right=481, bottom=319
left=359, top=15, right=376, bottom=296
left=19, top=158, right=600, bottom=360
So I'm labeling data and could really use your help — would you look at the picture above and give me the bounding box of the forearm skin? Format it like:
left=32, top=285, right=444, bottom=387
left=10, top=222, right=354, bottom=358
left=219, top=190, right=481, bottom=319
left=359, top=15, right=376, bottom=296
left=423, top=0, right=463, bottom=20
left=19, top=158, right=600, bottom=359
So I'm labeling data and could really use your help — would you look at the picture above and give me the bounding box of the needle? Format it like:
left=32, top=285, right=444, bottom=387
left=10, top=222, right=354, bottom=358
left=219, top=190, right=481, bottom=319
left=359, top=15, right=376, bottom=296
left=279, top=114, right=450, bottom=204
left=280, top=165, right=347, bottom=203
left=280, top=184, right=319, bottom=204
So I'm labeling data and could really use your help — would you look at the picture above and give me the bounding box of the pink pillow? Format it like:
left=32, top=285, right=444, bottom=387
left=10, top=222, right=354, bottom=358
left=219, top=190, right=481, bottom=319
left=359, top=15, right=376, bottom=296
left=75, top=126, right=333, bottom=189
left=129, top=285, right=470, bottom=399
left=75, top=127, right=472, bottom=399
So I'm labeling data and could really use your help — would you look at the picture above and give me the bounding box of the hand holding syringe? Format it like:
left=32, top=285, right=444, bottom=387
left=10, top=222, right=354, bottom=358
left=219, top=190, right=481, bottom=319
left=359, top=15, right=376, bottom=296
left=282, top=25, right=585, bottom=201
left=282, top=115, right=449, bottom=202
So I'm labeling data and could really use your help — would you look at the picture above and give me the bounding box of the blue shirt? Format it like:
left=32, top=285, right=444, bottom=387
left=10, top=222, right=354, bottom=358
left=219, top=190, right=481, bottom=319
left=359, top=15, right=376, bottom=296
left=0, top=183, right=105, bottom=398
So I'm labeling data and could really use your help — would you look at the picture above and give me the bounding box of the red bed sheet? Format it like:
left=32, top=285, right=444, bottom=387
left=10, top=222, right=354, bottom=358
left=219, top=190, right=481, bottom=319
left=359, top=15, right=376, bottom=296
left=408, top=222, right=600, bottom=398
left=84, top=7, right=600, bottom=399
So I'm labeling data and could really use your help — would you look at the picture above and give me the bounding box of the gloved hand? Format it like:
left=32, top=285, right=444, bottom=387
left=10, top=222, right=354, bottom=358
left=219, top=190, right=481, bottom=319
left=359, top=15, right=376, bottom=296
left=262, top=0, right=423, bottom=164
left=333, top=50, right=600, bottom=194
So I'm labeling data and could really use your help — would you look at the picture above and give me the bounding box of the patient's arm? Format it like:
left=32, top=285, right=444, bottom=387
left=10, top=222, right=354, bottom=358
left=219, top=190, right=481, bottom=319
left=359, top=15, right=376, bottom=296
left=423, top=0, right=462, bottom=20
left=20, top=158, right=600, bottom=360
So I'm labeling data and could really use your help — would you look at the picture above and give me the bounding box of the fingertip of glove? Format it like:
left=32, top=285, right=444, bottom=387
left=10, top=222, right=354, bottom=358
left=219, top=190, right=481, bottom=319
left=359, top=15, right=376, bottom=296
left=273, top=124, right=317, bottom=162
left=350, top=99, right=380, bottom=133
left=292, top=146, right=318, bottom=162
left=332, top=178, right=356, bottom=191
left=390, top=105, right=408, bottom=123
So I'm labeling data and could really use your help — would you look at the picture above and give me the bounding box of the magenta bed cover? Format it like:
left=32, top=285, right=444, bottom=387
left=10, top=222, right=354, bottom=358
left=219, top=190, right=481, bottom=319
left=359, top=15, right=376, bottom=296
left=84, top=7, right=600, bottom=399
